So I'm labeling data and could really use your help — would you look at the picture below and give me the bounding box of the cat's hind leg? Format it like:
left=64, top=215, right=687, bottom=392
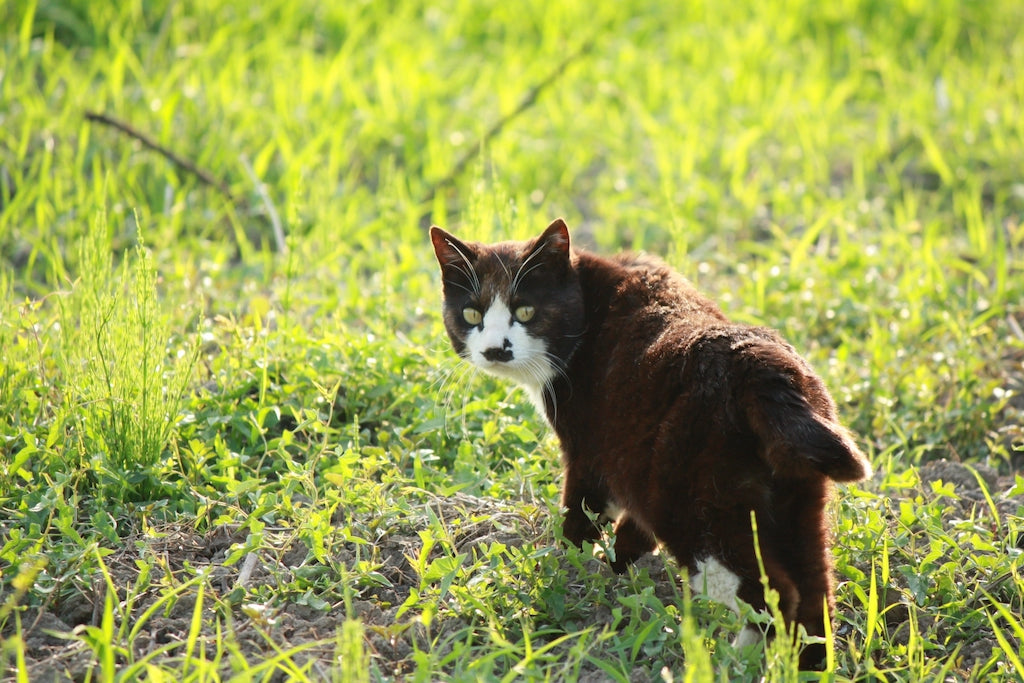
left=688, top=543, right=803, bottom=660
left=689, top=556, right=769, bottom=651
left=732, top=539, right=834, bottom=670
left=777, top=482, right=835, bottom=669
left=732, top=544, right=801, bottom=625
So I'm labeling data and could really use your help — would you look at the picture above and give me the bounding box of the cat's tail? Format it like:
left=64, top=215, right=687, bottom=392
left=738, top=346, right=873, bottom=483
left=749, top=400, right=873, bottom=482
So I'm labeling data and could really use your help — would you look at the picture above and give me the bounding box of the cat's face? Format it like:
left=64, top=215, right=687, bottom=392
left=430, top=219, right=584, bottom=398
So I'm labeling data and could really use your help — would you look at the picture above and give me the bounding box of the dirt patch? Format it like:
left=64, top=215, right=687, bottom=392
left=919, top=458, right=1023, bottom=517
left=6, top=492, right=559, bottom=680
left=7, top=475, right=1023, bottom=679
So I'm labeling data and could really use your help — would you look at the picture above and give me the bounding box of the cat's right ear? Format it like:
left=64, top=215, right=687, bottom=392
left=536, top=218, right=571, bottom=257
left=430, top=226, right=476, bottom=270
left=526, top=218, right=572, bottom=272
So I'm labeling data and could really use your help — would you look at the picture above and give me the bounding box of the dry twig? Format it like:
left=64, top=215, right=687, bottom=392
left=418, top=40, right=594, bottom=225
left=84, top=110, right=234, bottom=201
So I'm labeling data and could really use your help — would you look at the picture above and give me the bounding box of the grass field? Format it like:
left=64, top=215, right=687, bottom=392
left=2, top=0, right=1024, bottom=679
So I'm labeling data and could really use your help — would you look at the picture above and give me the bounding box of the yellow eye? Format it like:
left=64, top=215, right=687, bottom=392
left=514, top=305, right=535, bottom=323
left=463, top=307, right=482, bottom=326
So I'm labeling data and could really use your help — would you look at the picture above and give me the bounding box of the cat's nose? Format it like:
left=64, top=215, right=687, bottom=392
left=482, top=342, right=514, bottom=362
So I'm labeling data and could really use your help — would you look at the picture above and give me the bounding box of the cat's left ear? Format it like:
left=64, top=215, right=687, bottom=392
left=532, top=218, right=571, bottom=260
left=430, top=226, right=476, bottom=270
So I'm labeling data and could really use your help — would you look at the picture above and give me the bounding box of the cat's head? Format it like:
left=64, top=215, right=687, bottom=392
left=430, top=218, right=584, bottom=395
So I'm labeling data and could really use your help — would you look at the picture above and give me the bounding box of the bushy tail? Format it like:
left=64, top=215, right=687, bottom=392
left=741, top=376, right=873, bottom=483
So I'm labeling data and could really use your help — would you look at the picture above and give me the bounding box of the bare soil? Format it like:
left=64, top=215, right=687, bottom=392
left=9, top=466, right=1022, bottom=680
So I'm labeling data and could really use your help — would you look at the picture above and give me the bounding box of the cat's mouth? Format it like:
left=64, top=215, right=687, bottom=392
left=464, top=333, right=557, bottom=392
left=472, top=350, right=532, bottom=379
left=481, top=346, right=514, bottom=363
left=474, top=354, right=519, bottom=372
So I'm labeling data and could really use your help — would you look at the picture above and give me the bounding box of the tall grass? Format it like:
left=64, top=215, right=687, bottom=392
left=50, top=214, right=199, bottom=503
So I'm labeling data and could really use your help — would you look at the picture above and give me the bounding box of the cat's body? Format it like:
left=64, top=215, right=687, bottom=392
left=431, top=219, right=872, bottom=668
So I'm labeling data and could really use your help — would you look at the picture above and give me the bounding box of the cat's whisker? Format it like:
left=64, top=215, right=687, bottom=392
left=496, top=255, right=513, bottom=288
left=514, top=355, right=562, bottom=425
left=531, top=349, right=569, bottom=385
left=430, top=369, right=459, bottom=426
left=511, top=242, right=548, bottom=296
left=444, top=276, right=477, bottom=297
left=435, top=362, right=479, bottom=437
left=427, top=355, right=468, bottom=412
left=443, top=240, right=482, bottom=294
left=511, top=260, right=548, bottom=296
left=445, top=260, right=483, bottom=296
left=434, top=363, right=468, bottom=401
left=545, top=388, right=558, bottom=425
left=455, top=367, right=482, bottom=435
left=540, top=353, right=571, bottom=417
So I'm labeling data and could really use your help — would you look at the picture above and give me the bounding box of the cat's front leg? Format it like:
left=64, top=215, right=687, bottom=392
left=559, top=468, right=608, bottom=547
left=560, top=500, right=604, bottom=547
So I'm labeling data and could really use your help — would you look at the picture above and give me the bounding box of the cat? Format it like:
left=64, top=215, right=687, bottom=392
left=430, top=218, right=872, bottom=668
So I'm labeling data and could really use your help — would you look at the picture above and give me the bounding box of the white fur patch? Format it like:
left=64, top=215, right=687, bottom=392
left=465, top=298, right=554, bottom=399
left=691, top=557, right=764, bottom=650
left=691, top=556, right=742, bottom=613
left=733, top=626, right=761, bottom=649
left=603, top=501, right=623, bottom=522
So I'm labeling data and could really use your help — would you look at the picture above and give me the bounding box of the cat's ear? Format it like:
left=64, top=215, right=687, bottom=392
left=430, top=226, right=476, bottom=270
left=531, top=218, right=571, bottom=260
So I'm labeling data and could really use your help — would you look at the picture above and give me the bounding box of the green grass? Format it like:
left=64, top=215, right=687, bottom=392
left=2, top=0, right=1024, bottom=679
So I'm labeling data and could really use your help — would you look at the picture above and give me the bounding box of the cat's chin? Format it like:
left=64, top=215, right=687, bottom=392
left=474, top=358, right=550, bottom=389
left=473, top=359, right=553, bottom=415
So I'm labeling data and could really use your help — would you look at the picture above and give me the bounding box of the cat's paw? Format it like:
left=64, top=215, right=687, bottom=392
left=608, top=550, right=645, bottom=574
left=560, top=514, right=602, bottom=548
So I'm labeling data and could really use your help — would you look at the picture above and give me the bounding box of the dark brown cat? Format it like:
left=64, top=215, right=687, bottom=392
left=430, top=218, right=872, bottom=668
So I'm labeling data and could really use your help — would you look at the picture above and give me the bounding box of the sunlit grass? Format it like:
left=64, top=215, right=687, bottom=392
left=2, top=0, right=1023, bottom=679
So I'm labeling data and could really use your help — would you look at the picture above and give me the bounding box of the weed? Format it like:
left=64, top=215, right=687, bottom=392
left=52, top=214, right=199, bottom=503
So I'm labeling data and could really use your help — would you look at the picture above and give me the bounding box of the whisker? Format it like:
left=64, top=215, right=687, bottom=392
left=511, top=243, right=547, bottom=296
left=531, top=361, right=559, bottom=425
left=435, top=362, right=478, bottom=437
left=443, top=278, right=477, bottom=297
left=512, top=260, right=547, bottom=295
left=496, top=255, right=513, bottom=288
left=512, top=353, right=566, bottom=426
left=444, top=240, right=482, bottom=294
left=427, top=353, right=472, bottom=430
left=537, top=351, right=572, bottom=417
left=443, top=261, right=481, bottom=296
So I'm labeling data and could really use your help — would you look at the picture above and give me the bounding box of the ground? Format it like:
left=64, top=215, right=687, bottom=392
left=12, top=462, right=1022, bottom=681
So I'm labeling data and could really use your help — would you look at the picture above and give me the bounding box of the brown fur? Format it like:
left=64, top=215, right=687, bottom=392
left=431, top=219, right=872, bottom=668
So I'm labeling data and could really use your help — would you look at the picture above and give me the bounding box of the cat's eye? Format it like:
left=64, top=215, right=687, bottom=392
left=514, top=305, right=535, bottom=323
left=462, top=307, right=483, bottom=326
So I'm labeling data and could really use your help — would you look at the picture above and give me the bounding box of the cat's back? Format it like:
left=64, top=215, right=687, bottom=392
left=580, top=250, right=728, bottom=343
left=579, top=250, right=825, bottom=407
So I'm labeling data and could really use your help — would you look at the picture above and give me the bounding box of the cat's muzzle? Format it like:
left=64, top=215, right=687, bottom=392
left=482, top=346, right=514, bottom=362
